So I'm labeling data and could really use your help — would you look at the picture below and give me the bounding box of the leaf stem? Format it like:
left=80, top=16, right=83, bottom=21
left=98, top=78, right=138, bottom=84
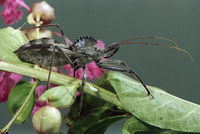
left=0, top=61, right=125, bottom=110
left=0, top=79, right=41, bottom=133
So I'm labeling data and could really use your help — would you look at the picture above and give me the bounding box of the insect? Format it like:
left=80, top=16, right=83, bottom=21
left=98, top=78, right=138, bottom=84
left=14, top=24, right=192, bottom=115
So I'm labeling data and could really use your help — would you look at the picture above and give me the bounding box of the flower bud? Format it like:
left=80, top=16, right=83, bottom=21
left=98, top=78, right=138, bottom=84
left=25, top=29, right=52, bottom=40
left=32, top=106, right=61, bottom=134
left=29, top=1, right=55, bottom=24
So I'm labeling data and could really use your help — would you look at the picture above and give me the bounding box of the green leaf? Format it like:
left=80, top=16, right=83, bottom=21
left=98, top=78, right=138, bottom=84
left=94, top=71, right=116, bottom=93
left=123, top=117, right=165, bottom=134
left=107, top=71, right=200, bottom=132
left=66, top=98, right=126, bottom=134
left=39, top=84, right=79, bottom=108
left=84, top=115, right=129, bottom=134
left=8, top=81, right=36, bottom=124
left=0, top=27, right=31, bottom=66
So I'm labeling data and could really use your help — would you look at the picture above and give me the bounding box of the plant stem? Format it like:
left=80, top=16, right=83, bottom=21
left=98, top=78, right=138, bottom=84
left=35, top=13, right=42, bottom=39
left=0, top=79, right=41, bottom=133
left=0, top=61, right=125, bottom=110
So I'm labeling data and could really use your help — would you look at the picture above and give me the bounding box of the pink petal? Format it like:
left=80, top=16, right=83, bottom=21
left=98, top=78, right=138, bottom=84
left=0, top=0, right=26, bottom=25
left=31, top=85, right=47, bottom=115
left=86, top=62, right=105, bottom=81
left=0, top=0, right=6, bottom=6
left=96, top=39, right=105, bottom=49
left=0, top=71, right=22, bottom=102
left=15, top=0, right=30, bottom=11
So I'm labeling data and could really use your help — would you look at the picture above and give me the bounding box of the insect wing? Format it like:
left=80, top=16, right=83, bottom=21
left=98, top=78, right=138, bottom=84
left=14, top=38, right=55, bottom=54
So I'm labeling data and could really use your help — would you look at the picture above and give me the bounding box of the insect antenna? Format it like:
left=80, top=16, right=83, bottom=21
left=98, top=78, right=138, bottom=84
left=118, top=37, right=193, bottom=61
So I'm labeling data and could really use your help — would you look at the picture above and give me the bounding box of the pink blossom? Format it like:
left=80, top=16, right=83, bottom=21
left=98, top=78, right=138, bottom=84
left=64, top=39, right=105, bottom=81
left=0, top=0, right=6, bottom=6
left=0, top=71, right=22, bottom=102
left=31, top=85, right=47, bottom=115
left=0, top=0, right=30, bottom=25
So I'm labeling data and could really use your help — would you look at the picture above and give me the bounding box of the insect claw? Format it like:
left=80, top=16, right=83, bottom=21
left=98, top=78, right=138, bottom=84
left=149, top=94, right=154, bottom=99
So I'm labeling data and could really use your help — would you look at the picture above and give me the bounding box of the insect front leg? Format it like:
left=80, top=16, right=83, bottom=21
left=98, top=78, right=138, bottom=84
left=96, top=59, right=153, bottom=98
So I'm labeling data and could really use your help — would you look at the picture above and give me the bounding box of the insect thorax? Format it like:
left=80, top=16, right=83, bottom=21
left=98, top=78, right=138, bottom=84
left=70, top=36, right=105, bottom=64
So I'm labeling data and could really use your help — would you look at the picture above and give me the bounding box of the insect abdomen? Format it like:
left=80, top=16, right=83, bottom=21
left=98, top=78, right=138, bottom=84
left=17, top=50, right=69, bottom=66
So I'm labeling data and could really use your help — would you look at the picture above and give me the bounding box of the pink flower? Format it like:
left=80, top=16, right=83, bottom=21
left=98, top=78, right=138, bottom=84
left=0, top=71, right=22, bottom=102
left=31, top=85, right=47, bottom=115
left=0, top=0, right=30, bottom=25
left=64, top=39, right=105, bottom=81
left=0, top=0, right=6, bottom=6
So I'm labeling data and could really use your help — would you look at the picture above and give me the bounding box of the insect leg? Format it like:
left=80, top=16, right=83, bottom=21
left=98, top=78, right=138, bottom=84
left=96, top=60, right=153, bottom=98
left=54, top=45, right=74, bottom=67
left=46, top=45, right=56, bottom=90
left=78, top=65, right=86, bottom=116
left=73, top=64, right=82, bottom=77
left=46, top=44, right=78, bottom=90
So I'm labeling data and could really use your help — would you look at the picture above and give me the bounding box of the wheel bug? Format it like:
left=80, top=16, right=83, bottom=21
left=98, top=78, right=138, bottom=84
left=14, top=24, right=193, bottom=115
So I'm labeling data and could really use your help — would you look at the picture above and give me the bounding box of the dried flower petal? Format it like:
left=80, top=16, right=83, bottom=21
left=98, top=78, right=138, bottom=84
left=25, top=28, right=53, bottom=41
left=29, top=1, right=55, bottom=25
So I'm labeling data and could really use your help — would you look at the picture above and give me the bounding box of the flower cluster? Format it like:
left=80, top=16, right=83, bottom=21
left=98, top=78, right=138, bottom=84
left=0, top=0, right=30, bottom=25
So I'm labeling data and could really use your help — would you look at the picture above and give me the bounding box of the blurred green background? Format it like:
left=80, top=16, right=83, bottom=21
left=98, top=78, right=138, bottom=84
left=0, top=0, right=200, bottom=134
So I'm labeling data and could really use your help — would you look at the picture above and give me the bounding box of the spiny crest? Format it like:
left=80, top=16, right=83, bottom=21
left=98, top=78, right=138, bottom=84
left=73, top=36, right=98, bottom=45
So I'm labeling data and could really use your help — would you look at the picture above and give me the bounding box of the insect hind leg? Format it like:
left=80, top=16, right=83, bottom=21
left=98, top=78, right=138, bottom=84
left=45, top=44, right=75, bottom=91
